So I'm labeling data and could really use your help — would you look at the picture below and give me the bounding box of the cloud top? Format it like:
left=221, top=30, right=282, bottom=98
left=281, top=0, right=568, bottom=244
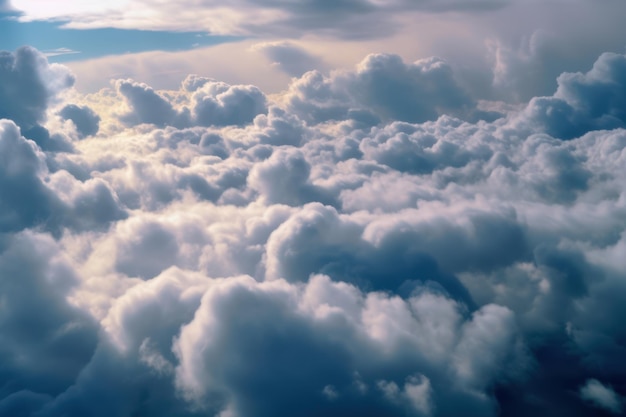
left=0, top=45, right=625, bottom=417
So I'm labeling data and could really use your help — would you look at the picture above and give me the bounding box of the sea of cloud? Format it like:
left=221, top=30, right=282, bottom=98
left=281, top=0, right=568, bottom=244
left=0, top=45, right=625, bottom=416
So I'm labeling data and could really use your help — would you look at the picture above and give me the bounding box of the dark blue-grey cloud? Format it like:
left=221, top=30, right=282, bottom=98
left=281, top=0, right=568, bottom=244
left=264, top=202, right=527, bottom=306
left=0, top=47, right=74, bottom=150
left=0, top=120, right=126, bottom=234
left=21, top=125, right=74, bottom=153
left=32, top=270, right=209, bottom=417
left=238, top=0, right=510, bottom=39
left=0, top=0, right=12, bottom=12
left=514, top=52, right=626, bottom=139
left=0, top=233, right=98, bottom=412
left=59, top=104, right=101, bottom=138
left=116, top=79, right=186, bottom=128
left=347, top=55, right=475, bottom=123
left=0, top=120, right=64, bottom=233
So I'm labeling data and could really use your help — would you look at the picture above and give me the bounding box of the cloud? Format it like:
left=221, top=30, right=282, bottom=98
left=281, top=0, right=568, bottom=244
left=510, top=52, right=626, bottom=139
left=59, top=104, right=101, bottom=138
left=0, top=120, right=64, bottom=233
left=0, top=119, right=126, bottom=234
left=345, top=54, right=476, bottom=122
left=358, top=120, right=493, bottom=175
left=191, top=80, right=267, bottom=127
left=249, top=151, right=337, bottom=206
left=0, top=46, right=74, bottom=128
left=174, top=274, right=525, bottom=417
left=0, top=46, right=76, bottom=152
left=43, top=48, right=81, bottom=58
left=0, top=232, right=98, bottom=409
left=253, top=42, right=328, bottom=77
left=115, top=77, right=267, bottom=129
left=14, top=0, right=626, bottom=107
left=12, top=0, right=510, bottom=39
left=283, top=53, right=499, bottom=125
left=580, top=379, right=623, bottom=414
left=1, top=45, right=626, bottom=416
left=115, top=79, right=185, bottom=128
left=480, top=1, right=626, bottom=102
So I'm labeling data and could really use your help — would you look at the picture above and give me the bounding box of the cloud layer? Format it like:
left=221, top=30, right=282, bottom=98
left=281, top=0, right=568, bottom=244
left=1, top=45, right=626, bottom=417
left=12, top=0, right=508, bottom=38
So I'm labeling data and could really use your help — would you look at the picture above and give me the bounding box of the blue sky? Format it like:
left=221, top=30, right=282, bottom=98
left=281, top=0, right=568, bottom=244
left=1, top=1, right=626, bottom=417
left=0, top=9, right=239, bottom=63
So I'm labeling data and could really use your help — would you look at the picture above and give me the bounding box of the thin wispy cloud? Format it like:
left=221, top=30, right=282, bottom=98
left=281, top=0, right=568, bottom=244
left=11, top=0, right=509, bottom=36
left=43, top=47, right=80, bottom=57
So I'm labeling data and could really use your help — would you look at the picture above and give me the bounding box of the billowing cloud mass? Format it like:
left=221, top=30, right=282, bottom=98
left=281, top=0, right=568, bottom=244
left=0, top=46, right=73, bottom=127
left=513, top=52, right=626, bottom=140
left=0, top=46, right=75, bottom=151
left=280, top=53, right=500, bottom=126
left=115, top=77, right=267, bottom=128
left=1, top=41, right=626, bottom=417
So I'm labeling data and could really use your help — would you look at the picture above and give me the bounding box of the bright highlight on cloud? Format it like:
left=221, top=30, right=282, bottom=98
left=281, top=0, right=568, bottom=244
left=580, top=379, right=623, bottom=414
left=1, top=18, right=626, bottom=417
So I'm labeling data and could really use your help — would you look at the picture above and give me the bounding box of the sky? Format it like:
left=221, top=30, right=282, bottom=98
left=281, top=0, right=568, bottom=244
left=1, top=1, right=626, bottom=416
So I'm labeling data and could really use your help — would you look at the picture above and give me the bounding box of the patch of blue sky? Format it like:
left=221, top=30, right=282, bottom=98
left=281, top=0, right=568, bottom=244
left=0, top=12, right=242, bottom=62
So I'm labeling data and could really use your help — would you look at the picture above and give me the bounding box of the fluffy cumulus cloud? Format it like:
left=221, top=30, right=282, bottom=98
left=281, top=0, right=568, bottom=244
left=512, top=52, right=626, bottom=140
left=2, top=43, right=626, bottom=417
left=282, top=53, right=498, bottom=126
left=0, top=46, right=75, bottom=150
left=115, top=77, right=267, bottom=129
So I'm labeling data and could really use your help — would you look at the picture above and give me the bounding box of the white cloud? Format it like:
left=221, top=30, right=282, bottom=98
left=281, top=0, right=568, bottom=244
left=43, top=48, right=81, bottom=58
left=0, top=44, right=626, bottom=416
left=580, top=379, right=623, bottom=414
